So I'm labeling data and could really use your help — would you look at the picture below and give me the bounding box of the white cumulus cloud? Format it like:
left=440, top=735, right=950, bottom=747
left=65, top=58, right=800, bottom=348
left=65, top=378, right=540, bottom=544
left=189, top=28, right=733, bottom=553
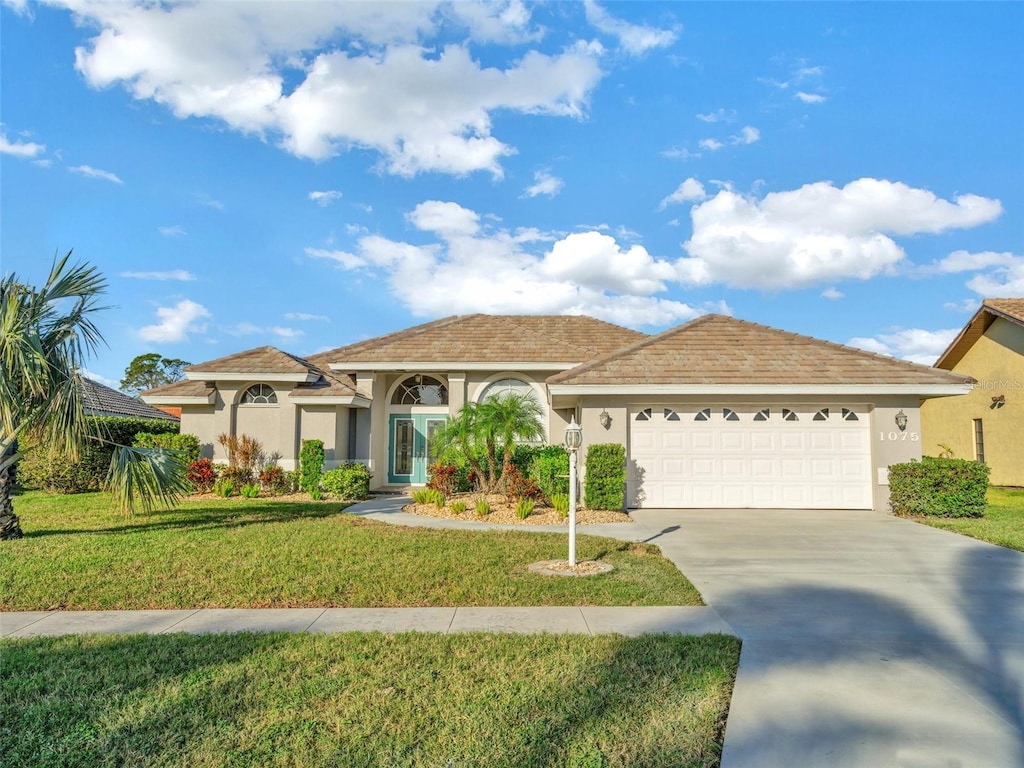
left=63, top=1, right=603, bottom=177
left=308, top=199, right=699, bottom=327
left=285, top=312, right=329, bottom=322
left=583, top=0, right=678, bottom=55
left=796, top=91, right=826, bottom=104
left=0, top=132, right=45, bottom=158
left=158, top=225, right=186, bottom=237
left=678, top=178, right=1003, bottom=289
left=730, top=125, right=760, bottom=145
left=69, top=164, right=123, bottom=184
left=138, top=299, right=210, bottom=343
left=924, top=250, right=1024, bottom=298
left=848, top=328, right=960, bottom=366
left=821, top=287, right=844, bottom=300
left=698, top=138, right=723, bottom=151
left=659, top=177, right=706, bottom=209
left=309, top=190, right=343, bottom=206
left=523, top=170, right=564, bottom=198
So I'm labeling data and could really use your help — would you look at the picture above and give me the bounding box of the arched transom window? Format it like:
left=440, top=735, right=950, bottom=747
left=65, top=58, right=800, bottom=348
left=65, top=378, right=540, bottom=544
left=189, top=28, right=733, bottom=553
left=391, top=375, right=449, bottom=405
left=479, top=377, right=536, bottom=403
left=240, top=383, right=277, bottom=404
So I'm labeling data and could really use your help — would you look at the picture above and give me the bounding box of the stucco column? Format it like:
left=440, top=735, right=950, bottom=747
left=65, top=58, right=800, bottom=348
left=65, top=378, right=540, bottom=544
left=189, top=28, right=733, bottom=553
left=448, top=372, right=466, bottom=415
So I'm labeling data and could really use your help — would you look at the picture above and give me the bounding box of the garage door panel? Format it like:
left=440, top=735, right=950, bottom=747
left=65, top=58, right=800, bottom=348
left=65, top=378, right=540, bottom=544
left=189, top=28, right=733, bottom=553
left=629, top=404, right=872, bottom=510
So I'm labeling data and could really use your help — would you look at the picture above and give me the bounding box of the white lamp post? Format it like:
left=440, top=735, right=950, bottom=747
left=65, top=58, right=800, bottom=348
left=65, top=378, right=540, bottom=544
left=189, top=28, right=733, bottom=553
left=564, top=415, right=583, bottom=567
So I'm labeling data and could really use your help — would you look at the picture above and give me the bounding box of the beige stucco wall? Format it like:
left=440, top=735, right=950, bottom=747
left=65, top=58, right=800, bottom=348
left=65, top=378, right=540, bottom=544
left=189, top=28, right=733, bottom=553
left=297, top=405, right=351, bottom=469
left=567, top=395, right=926, bottom=512
left=921, top=318, right=1024, bottom=486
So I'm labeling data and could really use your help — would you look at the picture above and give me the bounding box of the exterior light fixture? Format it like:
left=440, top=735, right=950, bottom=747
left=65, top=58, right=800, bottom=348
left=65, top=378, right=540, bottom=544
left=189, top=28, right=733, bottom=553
left=599, top=409, right=612, bottom=429
left=564, top=416, right=583, bottom=566
left=895, top=410, right=908, bottom=432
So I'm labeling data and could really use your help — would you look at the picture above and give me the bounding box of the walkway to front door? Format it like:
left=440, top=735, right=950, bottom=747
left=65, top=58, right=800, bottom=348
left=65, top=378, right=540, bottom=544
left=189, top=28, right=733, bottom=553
left=388, top=414, right=445, bottom=484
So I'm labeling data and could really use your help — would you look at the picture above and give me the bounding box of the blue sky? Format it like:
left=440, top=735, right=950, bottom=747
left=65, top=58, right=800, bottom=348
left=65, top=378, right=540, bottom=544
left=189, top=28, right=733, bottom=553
left=2, top=1, right=1022, bottom=388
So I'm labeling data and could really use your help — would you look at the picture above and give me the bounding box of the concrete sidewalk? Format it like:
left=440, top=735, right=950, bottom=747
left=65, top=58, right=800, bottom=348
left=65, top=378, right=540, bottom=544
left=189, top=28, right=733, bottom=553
left=1, top=605, right=732, bottom=638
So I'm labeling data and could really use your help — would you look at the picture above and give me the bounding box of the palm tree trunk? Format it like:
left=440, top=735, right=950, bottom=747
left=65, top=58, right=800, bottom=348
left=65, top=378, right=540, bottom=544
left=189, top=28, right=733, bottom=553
left=0, top=460, right=24, bottom=540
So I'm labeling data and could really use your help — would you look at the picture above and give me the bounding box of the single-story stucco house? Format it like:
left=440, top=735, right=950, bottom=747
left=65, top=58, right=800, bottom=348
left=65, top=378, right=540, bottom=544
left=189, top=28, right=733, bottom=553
left=142, top=313, right=971, bottom=510
left=922, top=298, right=1024, bottom=486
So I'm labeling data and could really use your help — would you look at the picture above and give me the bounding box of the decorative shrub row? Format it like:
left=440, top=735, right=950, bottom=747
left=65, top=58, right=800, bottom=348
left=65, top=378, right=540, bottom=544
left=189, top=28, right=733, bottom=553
left=17, top=416, right=180, bottom=494
left=321, top=463, right=373, bottom=500
left=888, top=456, right=989, bottom=518
left=299, top=439, right=325, bottom=495
left=529, top=446, right=570, bottom=497
left=584, top=443, right=626, bottom=511
left=133, top=432, right=200, bottom=465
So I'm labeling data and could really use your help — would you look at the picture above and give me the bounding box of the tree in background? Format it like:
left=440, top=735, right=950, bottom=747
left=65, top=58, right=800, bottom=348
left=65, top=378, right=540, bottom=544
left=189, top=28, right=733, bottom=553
left=1, top=252, right=189, bottom=540
left=120, top=353, right=191, bottom=397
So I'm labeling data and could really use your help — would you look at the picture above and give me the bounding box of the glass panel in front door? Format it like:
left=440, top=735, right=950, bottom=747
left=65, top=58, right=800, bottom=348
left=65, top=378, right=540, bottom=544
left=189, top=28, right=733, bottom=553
left=425, top=419, right=445, bottom=466
left=394, top=418, right=414, bottom=476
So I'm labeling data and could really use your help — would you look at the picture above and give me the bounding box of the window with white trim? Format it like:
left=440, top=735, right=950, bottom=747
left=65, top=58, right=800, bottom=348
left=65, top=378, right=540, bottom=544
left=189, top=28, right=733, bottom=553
left=695, top=408, right=711, bottom=422
left=664, top=408, right=680, bottom=422
left=842, top=408, right=859, bottom=421
left=723, top=408, right=740, bottom=422
left=754, top=408, right=770, bottom=421
left=782, top=408, right=799, bottom=422
left=240, top=383, right=277, bottom=404
left=813, top=408, right=830, bottom=421
left=479, top=377, right=535, bottom=403
left=392, top=375, right=448, bottom=405
left=635, top=408, right=652, bottom=421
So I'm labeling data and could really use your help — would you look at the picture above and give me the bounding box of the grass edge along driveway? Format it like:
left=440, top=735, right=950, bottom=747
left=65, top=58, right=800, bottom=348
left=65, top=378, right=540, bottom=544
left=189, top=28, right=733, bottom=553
left=1, top=491, right=702, bottom=610
left=913, top=486, right=1024, bottom=552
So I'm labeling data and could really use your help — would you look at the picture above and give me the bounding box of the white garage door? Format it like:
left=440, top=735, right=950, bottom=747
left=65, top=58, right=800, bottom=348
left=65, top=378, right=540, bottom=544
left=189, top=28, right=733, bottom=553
left=628, top=405, right=872, bottom=509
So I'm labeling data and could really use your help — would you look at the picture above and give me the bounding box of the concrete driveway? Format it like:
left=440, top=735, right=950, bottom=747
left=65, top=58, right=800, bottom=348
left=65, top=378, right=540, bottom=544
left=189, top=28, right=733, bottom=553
left=626, top=508, right=1024, bottom=768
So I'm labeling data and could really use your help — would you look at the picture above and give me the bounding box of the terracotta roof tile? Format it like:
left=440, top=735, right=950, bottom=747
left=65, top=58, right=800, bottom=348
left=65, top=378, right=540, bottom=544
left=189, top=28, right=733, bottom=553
left=324, top=314, right=645, bottom=366
left=549, top=314, right=970, bottom=386
left=934, top=299, right=1024, bottom=370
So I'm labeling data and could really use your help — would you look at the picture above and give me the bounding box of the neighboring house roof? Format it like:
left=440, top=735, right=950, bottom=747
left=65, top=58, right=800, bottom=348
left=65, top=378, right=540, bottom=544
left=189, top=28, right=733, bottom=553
left=322, top=314, right=646, bottom=368
left=934, top=299, right=1024, bottom=370
left=548, top=314, right=971, bottom=389
left=80, top=377, right=179, bottom=421
left=142, top=378, right=217, bottom=401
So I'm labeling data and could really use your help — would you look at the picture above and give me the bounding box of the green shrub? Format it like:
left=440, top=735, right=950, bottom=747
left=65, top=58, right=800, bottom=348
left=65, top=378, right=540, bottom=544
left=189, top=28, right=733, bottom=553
left=410, top=488, right=432, bottom=504
left=427, top=462, right=472, bottom=496
left=240, top=483, right=260, bottom=498
left=550, top=493, right=570, bottom=518
left=133, top=432, right=200, bottom=465
left=299, top=439, right=325, bottom=494
left=17, top=415, right=179, bottom=494
left=475, top=498, right=491, bottom=516
left=258, top=465, right=291, bottom=496
left=510, top=443, right=542, bottom=476
left=321, top=463, right=372, bottom=500
left=515, top=498, right=535, bottom=519
left=530, top=445, right=570, bottom=497
left=450, top=500, right=467, bottom=514
left=889, top=456, right=989, bottom=518
left=214, top=479, right=235, bottom=498
left=584, top=443, right=626, bottom=511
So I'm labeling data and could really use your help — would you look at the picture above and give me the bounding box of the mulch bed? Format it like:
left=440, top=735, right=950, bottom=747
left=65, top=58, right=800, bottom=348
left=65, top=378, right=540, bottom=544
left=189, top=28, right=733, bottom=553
left=402, top=493, right=631, bottom=526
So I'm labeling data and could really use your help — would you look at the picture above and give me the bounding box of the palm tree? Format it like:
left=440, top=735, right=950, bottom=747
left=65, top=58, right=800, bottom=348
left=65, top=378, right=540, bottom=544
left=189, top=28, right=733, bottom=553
left=431, top=402, right=491, bottom=491
left=1, top=252, right=189, bottom=540
left=476, top=391, right=545, bottom=488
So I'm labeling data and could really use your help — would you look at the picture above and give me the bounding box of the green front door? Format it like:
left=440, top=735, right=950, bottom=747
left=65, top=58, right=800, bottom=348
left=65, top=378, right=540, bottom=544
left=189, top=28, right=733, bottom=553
left=389, top=414, right=446, bottom=484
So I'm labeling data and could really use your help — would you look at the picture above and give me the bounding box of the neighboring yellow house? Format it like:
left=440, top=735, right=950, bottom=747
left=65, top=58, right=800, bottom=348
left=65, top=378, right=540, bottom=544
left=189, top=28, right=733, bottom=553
left=922, top=299, right=1024, bottom=486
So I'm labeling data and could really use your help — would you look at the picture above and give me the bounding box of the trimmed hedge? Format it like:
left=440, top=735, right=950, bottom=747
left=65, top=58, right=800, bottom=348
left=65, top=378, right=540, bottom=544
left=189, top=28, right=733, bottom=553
left=584, top=443, right=627, bottom=511
left=322, top=463, right=373, bottom=500
left=133, top=432, right=200, bottom=465
left=888, top=456, right=989, bottom=518
left=529, top=445, right=570, bottom=498
left=17, top=416, right=180, bottom=494
left=299, top=439, right=325, bottom=493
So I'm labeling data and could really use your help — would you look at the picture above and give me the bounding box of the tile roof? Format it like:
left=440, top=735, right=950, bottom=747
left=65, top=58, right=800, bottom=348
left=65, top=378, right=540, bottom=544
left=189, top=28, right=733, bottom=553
left=81, top=378, right=180, bottom=420
left=141, top=379, right=217, bottom=399
left=548, top=314, right=971, bottom=387
left=322, top=314, right=646, bottom=366
left=934, top=299, right=1024, bottom=370
left=185, top=346, right=314, bottom=375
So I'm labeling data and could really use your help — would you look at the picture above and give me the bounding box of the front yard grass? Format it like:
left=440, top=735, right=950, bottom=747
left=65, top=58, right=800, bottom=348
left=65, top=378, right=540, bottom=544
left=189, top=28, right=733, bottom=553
left=0, top=491, right=702, bottom=609
left=0, top=631, right=740, bottom=768
left=915, top=487, right=1024, bottom=552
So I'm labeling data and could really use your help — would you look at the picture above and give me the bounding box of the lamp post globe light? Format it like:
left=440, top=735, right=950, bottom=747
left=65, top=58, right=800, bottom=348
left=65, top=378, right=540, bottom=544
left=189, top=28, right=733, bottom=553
left=564, top=416, right=583, bottom=567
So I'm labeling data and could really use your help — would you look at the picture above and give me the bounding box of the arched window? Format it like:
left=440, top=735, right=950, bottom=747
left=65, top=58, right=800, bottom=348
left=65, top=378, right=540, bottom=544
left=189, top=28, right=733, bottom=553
left=240, top=383, right=277, bottom=404
left=479, top=377, right=536, bottom=403
left=391, top=375, right=448, bottom=405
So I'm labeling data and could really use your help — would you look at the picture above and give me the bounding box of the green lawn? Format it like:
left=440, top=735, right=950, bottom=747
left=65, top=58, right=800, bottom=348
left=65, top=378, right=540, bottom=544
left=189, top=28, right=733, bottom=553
left=0, top=491, right=702, bottom=609
left=0, top=631, right=739, bottom=768
left=916, top=487, right=1024, bottom=552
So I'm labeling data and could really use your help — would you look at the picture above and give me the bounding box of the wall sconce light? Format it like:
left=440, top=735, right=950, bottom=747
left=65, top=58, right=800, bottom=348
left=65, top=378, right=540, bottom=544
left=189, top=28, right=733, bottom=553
left=895, top=410, right=908, bottom=432
left=991, top=394, right=1006, bottom=409
left=598, top=409, right=612, bottom=429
